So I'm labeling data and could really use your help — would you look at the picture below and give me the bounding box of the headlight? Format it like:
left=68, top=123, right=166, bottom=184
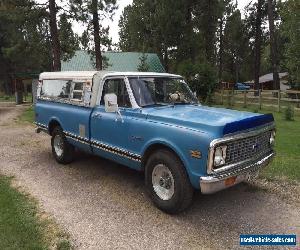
left=270, top=130, right=276, bottom=146
left=214, top=145, right=227, bottom=167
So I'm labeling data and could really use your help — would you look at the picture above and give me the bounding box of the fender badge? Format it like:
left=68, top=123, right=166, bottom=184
left=190, top=150, right=202, bottom=159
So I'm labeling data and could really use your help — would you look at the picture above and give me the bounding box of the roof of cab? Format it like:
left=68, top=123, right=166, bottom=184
left=39, top=71, right=182, bottom=80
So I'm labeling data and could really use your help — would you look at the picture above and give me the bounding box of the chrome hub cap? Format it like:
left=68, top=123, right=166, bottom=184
left=152, top=164, right=175, bottom=201
left=53, top=135, right=63, bottom=157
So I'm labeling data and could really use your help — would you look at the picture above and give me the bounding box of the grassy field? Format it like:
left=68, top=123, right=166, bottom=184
left=0, top=175, right=71, bottom=250
left=20, top=105, right=299, bottom=182
left=256, top=111, right=299, bottom=182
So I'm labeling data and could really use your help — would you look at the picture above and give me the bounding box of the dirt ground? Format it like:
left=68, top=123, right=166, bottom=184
left=0, top=106, right=299, bottom=249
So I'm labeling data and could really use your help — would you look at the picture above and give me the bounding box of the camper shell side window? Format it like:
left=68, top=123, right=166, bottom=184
left=38, top=78, right=92, bottom=106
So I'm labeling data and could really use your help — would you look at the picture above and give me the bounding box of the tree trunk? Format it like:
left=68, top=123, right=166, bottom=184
left=206, top=0, right=214, bottom=63
left=92, top=0, right=102, bottom=70
left=267, top=0, right=280, bottom=90
left=218, top=17, right=224, bottom=82
left=163, top=46, right=169, bottom=72
left=254, top=0, right=263, bottom=91
left=49, top=0, right=61, bottom=71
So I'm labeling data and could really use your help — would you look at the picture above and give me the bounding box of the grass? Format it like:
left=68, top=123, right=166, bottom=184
left=0, top=93, right=33, bottom=103
left=214, top=104, right=300, bottom=182
left=0, top=175, right=72, bottom=250
left=0, top=176, right=46, bottom=249
left=262, top=111, right=300, bottom=182
left=19, top=106, right=35, bottom=123
left=0, top=95, right=15, bottom=102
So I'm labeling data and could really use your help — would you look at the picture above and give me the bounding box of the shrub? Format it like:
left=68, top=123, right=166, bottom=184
left=284, top=105, right=294, bottom=121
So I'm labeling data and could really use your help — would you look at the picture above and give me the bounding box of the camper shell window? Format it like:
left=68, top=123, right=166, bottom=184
left=39, top=79, right=91, bottom=106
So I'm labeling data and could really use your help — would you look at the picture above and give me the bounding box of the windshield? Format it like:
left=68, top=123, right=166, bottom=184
left=128, top=77, right=198, bottom=107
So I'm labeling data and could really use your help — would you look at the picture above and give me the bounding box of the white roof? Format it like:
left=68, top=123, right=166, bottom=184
left=259, top=72, right=288, bottom=83
left=40, top=71, right=99, bottom=80
left=245, top=72, right=288, bottom=84
left=102, top=71, right=182, bottom=78
left=39, top=71, right=181, bottom=80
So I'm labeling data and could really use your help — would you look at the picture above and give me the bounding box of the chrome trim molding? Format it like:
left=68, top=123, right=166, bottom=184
left=35, top=122, right=49, bottom=134
left=64, top=131, right=90, bottom=145
left=37, top=96, right=90, bottom=107
left=91, top=140, right=141, bottom=162
left=207, top=123, right=275, bottom=174
left=64, top=131, right=142, bottom=162
left=34, top=122, right=48, bottom=129
left=200, top=152, right=274, bottom=194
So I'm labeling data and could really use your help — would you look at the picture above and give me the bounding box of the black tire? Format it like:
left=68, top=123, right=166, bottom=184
left=145, top=149, right=194, bottom=214
left=51, top=126, right=74, bottom=164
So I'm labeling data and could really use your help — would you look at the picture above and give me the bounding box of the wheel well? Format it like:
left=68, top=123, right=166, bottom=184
left=141, top=143, right=183, bottom=171
left=48, top=120, right=61, bottom=135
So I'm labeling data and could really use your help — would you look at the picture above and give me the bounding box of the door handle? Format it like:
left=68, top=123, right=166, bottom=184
left=92, top=112, right=102, bottom=118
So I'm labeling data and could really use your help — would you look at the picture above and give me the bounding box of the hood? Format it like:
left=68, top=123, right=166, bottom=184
left=144, top=105, right=274, bottom=136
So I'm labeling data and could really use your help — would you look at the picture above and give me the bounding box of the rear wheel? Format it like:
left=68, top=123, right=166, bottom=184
left=145, top=149, right=194, bottom=214
left=51, top=126, right=74, bottom=164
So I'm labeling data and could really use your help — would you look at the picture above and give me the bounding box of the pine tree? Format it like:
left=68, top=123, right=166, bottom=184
left=267, top=0, right=280, bottom=90
left=70, top=0, right=117, bottom=70
left=280, top=0, right=300, bottom=86
left=48, top=0, right=61, bottom=71
left=59, top=13, right=80, bottom=61
left=254, top=0, right=263, bottom=90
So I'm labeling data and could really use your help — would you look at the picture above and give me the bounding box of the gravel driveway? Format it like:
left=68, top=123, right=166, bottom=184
left=0, top=106, right=299, bottom=249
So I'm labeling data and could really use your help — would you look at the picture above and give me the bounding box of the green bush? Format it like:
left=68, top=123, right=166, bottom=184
left=284, top=105, right=294, bottom=121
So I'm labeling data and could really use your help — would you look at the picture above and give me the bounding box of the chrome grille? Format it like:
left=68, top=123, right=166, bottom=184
left=223, top=130, right=272, bottom=166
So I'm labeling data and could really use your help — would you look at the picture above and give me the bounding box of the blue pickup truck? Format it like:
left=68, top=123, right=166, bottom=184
left=35, top=71, right=275, bottom=213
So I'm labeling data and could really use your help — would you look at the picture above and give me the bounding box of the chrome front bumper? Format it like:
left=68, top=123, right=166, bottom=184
left=200, top=152, right=275, bottom=194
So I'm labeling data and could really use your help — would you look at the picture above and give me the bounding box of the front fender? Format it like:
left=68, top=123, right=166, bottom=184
left=141, top=134, right=211, bottom=189
left=141, top=138, right=190, bottom=173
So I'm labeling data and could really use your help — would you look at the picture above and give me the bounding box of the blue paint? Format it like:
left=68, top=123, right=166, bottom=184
left=223, top=113, right=274, bottom=135
left=35, top=101, right=274, bottom=190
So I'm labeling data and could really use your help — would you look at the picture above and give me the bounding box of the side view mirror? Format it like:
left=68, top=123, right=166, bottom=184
left=104, top=93, right=118, bottom=112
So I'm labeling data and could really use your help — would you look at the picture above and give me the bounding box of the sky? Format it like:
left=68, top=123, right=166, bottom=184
left=38, top=0, right=254, bottom=44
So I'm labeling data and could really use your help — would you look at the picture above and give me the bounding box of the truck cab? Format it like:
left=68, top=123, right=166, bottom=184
left=35, top=71, right=275, bottom=214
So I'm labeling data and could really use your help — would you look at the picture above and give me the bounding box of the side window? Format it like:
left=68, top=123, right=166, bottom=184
left=40, top=79, right=91, bottom=105
left=70, top=81, right=84, bottom=101
left=100, top=79, right=131, bottom=108
left=40, top=79, right=72, bottom=99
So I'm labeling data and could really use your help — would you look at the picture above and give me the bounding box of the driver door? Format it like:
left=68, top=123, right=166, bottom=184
left=90, top=78, right=132, bottom=166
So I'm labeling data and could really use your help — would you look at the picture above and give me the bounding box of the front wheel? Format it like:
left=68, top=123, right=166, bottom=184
left=51, top=126, right=74, bottom=164
left=145, top=149, right=194, bottom=214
